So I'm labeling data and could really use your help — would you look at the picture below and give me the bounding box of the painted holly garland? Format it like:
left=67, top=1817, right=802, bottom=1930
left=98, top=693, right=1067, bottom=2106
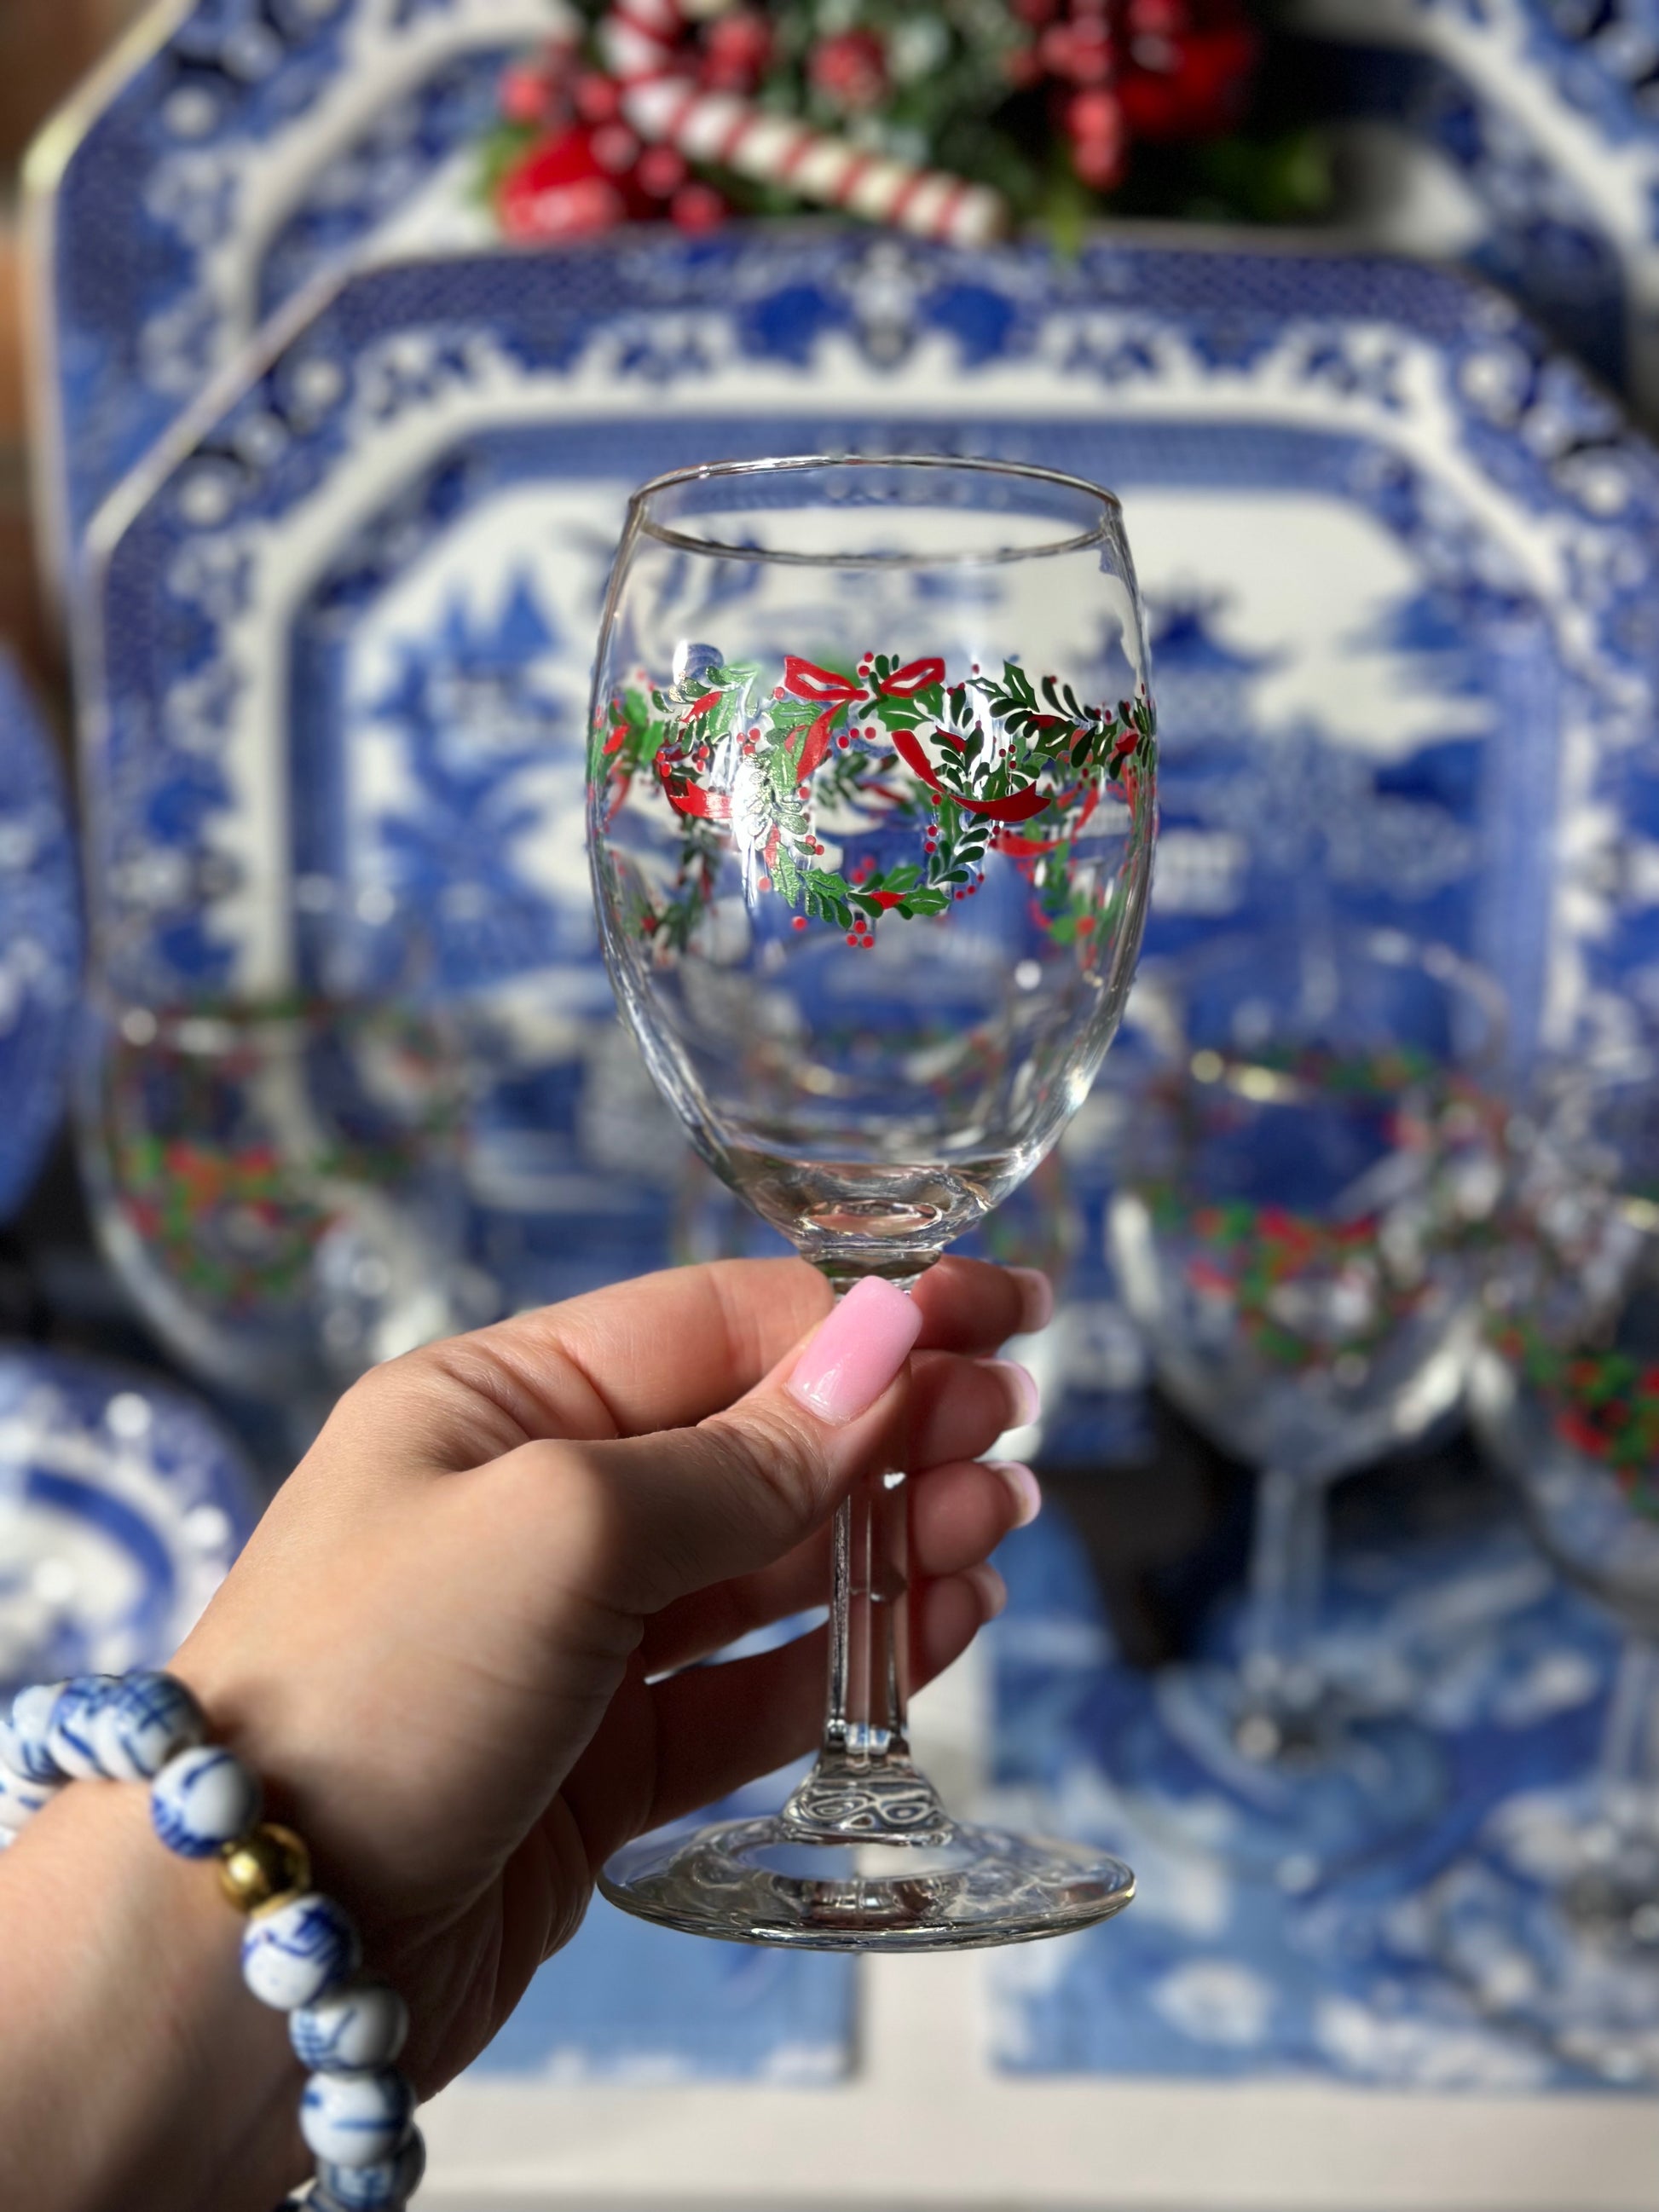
left=101, top=1007, right=458, bottom=1317
left=1494, top=1320, right=1659, bottom=1506
left=1136, top=1052, right=1505, bottom=1371
left=1148, top=1187, right=1420, bottom=1370
left=593, top=646, right=1155, bottom=952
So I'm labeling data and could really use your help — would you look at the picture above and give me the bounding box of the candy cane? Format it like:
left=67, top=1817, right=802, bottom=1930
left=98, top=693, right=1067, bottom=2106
left=598, top=1, right=1009, bottom=246
left=602, top=0, right=684, bottom=83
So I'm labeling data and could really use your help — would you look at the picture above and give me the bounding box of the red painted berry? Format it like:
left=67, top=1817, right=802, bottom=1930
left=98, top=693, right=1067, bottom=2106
left=792, top=916, right=807, bottom=931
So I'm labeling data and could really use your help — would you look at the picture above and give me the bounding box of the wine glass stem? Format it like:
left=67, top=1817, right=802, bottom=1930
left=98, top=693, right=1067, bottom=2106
left=1598, top=1632, right=1659, bottom=1821
left=824, top=1473, right=909, bottom=1761
left=781, top=1276, right=953, bottom=1845
left=1239, top=1464, right=1327, bottom=1710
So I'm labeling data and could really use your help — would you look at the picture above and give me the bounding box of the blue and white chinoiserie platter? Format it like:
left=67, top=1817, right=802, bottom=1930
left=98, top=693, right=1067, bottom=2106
left=0, top=1348, right=257, bottom=1695
left=24, top=0, right=575, bottom=594
left=85, top=228, right=1659, bottom=1075
left=986, top=1499, right=1639, bottom=2088
left=0, top=650, right=81, bottom=1224
left=1294, top=0, right=1659, bottom=424
left=468, top=1760, right=853, bottom=2086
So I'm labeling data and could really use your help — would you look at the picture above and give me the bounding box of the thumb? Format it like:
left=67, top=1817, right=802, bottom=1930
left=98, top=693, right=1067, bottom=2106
left=505, top=1277, right=924, bottom=1616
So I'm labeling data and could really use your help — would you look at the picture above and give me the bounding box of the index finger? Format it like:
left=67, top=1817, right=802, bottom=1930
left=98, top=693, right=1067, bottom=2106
left=350, top=1253, right=1043, bottom=1469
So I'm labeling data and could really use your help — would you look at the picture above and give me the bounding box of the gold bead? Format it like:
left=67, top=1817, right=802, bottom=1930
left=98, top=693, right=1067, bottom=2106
left=218, top=1823, right=312, bottom=1915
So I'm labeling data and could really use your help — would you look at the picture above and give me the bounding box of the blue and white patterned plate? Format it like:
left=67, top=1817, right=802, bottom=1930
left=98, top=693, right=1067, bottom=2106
left=25, top=0, right=574, bottom=591
left=84, top=228, right=1659, bottom=1070
left=0, top=1347, right=258, bottom=1694
left=1297, top=0, right=1659, bottom=422
left=986, top=1498, right=1633, bottom=2088
left=0, top=650, right=81, bottom=1223
left=473, top=1761, right=853, bottom=2085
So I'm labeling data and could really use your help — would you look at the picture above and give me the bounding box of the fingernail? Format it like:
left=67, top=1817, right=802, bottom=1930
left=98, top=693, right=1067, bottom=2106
left=983, top=1359, right=1042, bottom=1430
left=787, top=1276, right=922, bottom=1425
left=1009, top=1267, right=1055, bottom=1334
left=990, top=1460, right=1042, bottom=1528
left=965, top=1562, right=1008, bottom=1620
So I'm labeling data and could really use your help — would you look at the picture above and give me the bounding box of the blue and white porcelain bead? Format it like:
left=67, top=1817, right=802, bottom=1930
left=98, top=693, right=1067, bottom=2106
left=290, top=1978, right=409, bottom=2073
left=299, top=2067, right=414, bottom=2168
left=240, top=1893, right=361, bottom=2012
left=313, top=2128, right=425, bottom=2209
left=92, top=1672, right=206, bottom=1782
left=0, top=1759, right=58, bottom=1832
left=150, top=1744, right=262, bottom=1858
left=0, top=1719, right=58, bottom=1807
left=46, top=1675, right=120, bottom=1780
left=6, top=1684, right=66, bottom=1782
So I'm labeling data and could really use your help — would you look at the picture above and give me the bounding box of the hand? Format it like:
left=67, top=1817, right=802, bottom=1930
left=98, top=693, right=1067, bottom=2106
left=173, top=1255, right=1045, bottom=2099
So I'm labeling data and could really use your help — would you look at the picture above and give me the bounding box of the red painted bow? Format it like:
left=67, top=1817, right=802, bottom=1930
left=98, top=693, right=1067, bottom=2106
left=779, top=657, right=865, bottom=780
left=874, top=656, right=945, bottom=697
left=890, top=725, right=1055, bottom=823
left=656, top=756, right=732, bottom=821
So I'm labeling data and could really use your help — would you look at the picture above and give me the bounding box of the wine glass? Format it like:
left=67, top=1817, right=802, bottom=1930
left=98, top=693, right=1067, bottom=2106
left=1430, top=1063, right=1659, bottom=2081
left=586, top=454, right=1154, bottom=1949
left=1106, top=927, right=1508, bottom=1883
left=77, top=991, right=472, bottom=1445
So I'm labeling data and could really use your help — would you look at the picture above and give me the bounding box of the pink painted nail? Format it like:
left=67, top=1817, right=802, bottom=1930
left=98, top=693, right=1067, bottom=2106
left=1008, top=1267, right=1055, bottom=1334
left=983, top=1359, right=1042, bottom=1430
left=990, top=1460, right=1042, bottom=1528
left=965, top=1562, right=1009, bottom=1620
left=787, top=1276, right=922, bottom=1425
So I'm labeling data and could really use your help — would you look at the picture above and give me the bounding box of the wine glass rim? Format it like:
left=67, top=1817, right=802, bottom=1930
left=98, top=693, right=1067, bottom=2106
left=628, top=453, right=1124, bottom=568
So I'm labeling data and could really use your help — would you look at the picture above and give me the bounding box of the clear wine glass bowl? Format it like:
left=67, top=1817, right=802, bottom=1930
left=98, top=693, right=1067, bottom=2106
left=587, top=455, right=1155, bottom=1947
left=1431, top=1068, right=1659, bottom=2081
left=590, top=455, right=1154, bottom=1282
left=78, top=994, right=470, bottom=1435
left=1106, top=927, right=1508, bottom=1883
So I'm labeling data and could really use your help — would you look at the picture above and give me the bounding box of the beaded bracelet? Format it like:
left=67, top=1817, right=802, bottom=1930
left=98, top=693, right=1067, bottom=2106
left=0, top=1671, right=425, bottom=2212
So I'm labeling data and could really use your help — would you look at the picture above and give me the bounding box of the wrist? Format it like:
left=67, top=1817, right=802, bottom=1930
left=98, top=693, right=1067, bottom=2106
left=0, top=1777, right=305, bottom=2212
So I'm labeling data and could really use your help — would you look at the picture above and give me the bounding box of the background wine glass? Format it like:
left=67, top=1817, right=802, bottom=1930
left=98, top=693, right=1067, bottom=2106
left=587, top=453, right=1154, bottom=1949
left=77, top=991, right=472, bottom=1452
left=1107, top=927, right=1508, bottom=1885
left=1430, top=1062, right=1659, bottom=2082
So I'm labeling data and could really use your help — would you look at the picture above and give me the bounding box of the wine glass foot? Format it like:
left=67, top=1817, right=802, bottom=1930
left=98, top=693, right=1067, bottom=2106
left=1425, top=1785, right=1659, bottom=2083
left=598, top=1813, right=1135, bottom=1951
left=1115, top=1663, right=1445, bottom=1888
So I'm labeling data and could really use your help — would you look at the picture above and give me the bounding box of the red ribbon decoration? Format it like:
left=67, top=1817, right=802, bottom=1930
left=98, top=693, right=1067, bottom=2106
left=779, top=659, right=864, bottom=783
left=777, top=656, right=951, bottom=784
left=656, top=756, right=732, bottom=821
left=782, top=656, right=864, bottom=705
left=889, top=725, right=1054, bottom=823
left=874, top=656, right=945, bottom=697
